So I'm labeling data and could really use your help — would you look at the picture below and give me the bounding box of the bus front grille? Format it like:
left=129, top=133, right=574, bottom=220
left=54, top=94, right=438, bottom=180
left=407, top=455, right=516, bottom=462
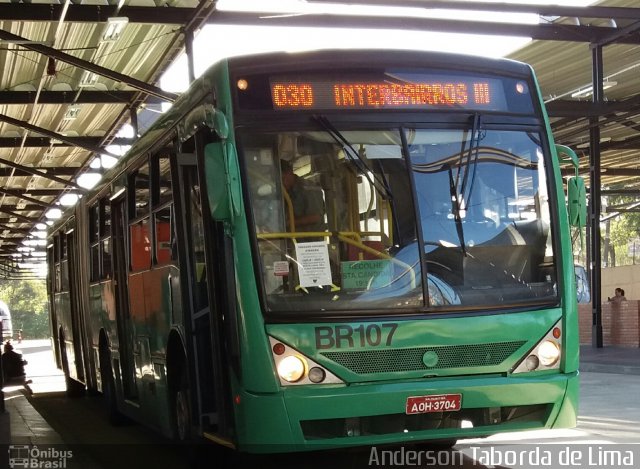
left=320, top=341, right=526, bottom=374
left=300, top=404, right=550, bottom=440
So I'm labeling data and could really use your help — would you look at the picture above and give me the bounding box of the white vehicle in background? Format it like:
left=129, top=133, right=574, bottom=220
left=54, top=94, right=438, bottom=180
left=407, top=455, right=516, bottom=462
left=0, top=300, right=13, bottom=340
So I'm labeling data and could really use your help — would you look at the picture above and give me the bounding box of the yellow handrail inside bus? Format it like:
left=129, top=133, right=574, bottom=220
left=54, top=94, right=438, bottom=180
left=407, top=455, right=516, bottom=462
left=281, top=187, right=296, bottom=233
left=257, top=231, right=416, bottom=289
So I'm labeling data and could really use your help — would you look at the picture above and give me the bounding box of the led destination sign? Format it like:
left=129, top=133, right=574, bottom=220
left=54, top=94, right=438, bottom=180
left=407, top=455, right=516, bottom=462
left=268, top=74, right=515, bottom=112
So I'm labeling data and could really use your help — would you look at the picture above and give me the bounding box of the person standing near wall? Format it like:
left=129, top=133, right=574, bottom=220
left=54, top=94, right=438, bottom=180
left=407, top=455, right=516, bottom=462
left=608, top=287, right=627, bottom=303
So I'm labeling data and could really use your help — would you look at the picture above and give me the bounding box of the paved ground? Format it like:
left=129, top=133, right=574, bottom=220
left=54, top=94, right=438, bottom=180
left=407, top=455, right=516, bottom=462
left=2, top=341, right=640, bottom=469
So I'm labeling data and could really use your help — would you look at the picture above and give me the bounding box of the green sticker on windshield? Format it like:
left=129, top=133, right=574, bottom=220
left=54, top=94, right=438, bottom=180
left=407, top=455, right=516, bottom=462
left=341, top=260, right=393, bottom=290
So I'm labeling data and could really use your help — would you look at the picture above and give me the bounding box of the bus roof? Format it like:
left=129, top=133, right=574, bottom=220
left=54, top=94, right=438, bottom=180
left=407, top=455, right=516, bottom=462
left=226, top=48, right=532, bottom=77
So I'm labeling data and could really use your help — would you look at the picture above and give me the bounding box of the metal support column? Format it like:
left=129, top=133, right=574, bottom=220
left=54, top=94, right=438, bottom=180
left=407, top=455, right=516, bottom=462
left=129, top=107, right=139, bottom=138
left=185, top=28, right=196, bottom=83
left=589, top=44, right=604, bottom=348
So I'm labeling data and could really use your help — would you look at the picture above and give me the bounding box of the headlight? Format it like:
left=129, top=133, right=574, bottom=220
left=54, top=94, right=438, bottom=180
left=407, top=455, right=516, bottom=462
left=277, top=355, right=306, bottom=382
left=538, top=340, right=560, bottom=366
left=512, top=322, right=563, bottom=374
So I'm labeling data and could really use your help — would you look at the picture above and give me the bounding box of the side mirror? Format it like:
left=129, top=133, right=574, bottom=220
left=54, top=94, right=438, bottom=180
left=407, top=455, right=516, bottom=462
left=556, top=144, right=587, bottom=227
left=179, top=104, right=229, bottom=142
left=567, top=176, right=587, bottom=227
left=204, top=139, right=242, bottom=222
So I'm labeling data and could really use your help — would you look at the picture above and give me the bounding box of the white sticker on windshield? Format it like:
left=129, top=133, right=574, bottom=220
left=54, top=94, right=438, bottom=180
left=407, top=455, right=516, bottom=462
left=273, top=261, right=289, bottom=277
left=294, top=241, right=332, bottom=288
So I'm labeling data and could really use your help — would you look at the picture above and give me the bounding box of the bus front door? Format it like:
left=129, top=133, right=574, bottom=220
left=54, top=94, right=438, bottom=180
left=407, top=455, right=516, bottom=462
left=174, top=153, right=224, bottom=435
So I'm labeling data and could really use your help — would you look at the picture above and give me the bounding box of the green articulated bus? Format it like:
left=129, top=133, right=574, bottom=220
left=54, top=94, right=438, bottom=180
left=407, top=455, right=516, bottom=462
left=47, top=49, right=586, bottom=453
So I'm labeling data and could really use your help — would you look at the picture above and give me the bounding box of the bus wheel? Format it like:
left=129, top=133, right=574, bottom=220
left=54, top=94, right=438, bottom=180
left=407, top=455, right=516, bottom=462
left=174, top=371, right=191, bottom=442
left=100, top=349, right=125, bottom=425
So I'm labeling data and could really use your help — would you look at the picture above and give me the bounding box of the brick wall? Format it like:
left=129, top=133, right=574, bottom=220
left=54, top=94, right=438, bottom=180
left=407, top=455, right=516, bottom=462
left=578, top=301, right=640, bottom=347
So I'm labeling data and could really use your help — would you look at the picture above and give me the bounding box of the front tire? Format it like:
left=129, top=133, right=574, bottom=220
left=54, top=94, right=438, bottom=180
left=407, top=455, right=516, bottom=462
left=173, top=371, right=192, bottom=442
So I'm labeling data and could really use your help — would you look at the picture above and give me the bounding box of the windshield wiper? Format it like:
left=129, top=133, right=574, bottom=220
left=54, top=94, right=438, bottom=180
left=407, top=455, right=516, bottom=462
left=450, top=113, right=484, bottom=255
left=455, top=113, right=483, bottom=212
left=448, top=165, right=467, bottom=256
left=313, top=115, right=393, bottom=200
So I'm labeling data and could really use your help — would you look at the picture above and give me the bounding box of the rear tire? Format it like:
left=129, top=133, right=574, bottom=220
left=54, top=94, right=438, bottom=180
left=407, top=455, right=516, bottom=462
left=100, top=347, right=126, bottom=425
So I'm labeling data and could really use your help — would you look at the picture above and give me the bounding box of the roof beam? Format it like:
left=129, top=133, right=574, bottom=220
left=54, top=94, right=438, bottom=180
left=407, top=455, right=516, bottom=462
left=307, top=1, right=640, bottom=21
left=0, top=90, right=149, bottom=105
left=0, top=156, right=82, bottom=190
left=561, top=167, right=640, bottom=177
left=0, top=188, right=53, bottom=206
left=1, top=3, right=638, bottom=35
left=0, top=224, right=31, bottom=234
left=549, top=94, right=640, bottom=120
left=602, top=189, right=640, bottom=196
left=0, top=204, right=51, bottom=212
left=0, top=29, right=179, bottom=102
left=0, top=112, right=119, bottom=157
left=0, top=208, right=37, bottom=224
left=0, top=168, right=78, bottom=178
left=210, top=11, right=640, bottom=43
left=592, top=20, right=640, bottom=48
left=0, top=136, right=133, bottom=148
left=6, top=189, right=65, bottom=196
left=0, top=4, right=193, bottom=24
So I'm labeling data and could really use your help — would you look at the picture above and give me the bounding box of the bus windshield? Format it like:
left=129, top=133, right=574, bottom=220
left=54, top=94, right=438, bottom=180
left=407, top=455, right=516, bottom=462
left=240, top=122, right=557, bottom=315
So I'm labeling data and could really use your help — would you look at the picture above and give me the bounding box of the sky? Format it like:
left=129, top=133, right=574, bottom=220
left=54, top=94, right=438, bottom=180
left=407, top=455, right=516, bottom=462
left=161, top=0, right=596, bottom=92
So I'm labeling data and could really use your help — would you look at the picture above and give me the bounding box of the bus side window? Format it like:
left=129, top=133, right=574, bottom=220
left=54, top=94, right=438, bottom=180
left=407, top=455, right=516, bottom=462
left=155, top=206, right=173, bottom=264
left=129, top=161, right=151, bottom=271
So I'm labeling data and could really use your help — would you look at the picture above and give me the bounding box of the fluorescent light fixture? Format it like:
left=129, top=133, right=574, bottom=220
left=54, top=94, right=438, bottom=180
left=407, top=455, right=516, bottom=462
left=102, top=17, right=129, bottom=42
left=77, top=172, right=102, bottom=189
left=23, top=239, right=47, bottom=247
left=101, top=154, right=119, bottom=169
left=80, top=71, right=99, bottom=88
left=63, top=106, right=81, bottom=120
left=46, top=208, right=63, bottom=220
left=571, top=81, right=617, bottom=98
left=110, top=187, right=126, bottom=200
left=60, top=193, right=80, bottom=206
left=90, top=158, right=102, bottom=169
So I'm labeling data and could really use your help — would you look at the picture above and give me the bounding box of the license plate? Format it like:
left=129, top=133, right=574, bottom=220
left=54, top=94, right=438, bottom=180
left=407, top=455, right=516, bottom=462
left=406, top=394, right=462, bottom=415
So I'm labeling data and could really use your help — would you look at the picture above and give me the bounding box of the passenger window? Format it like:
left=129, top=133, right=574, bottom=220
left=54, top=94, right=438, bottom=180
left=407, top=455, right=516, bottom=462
left=155, top=206, right=174, bottom=265
left=131, top=162, right=150, bottom=220
left=130, top=218, right=151, bottom=271
left=156, top=156, right=173, bottom=207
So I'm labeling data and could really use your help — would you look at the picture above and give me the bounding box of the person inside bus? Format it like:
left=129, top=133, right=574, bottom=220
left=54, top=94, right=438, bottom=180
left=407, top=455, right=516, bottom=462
left=280, top=159, right=327, bottom=233
left=608, top=287, right=627, bottom=303
left=2, top=340, right=27, bottom=384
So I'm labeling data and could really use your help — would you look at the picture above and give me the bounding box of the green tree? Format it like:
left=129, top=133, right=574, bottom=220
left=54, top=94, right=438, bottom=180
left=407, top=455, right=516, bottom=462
left=606, top=195, right=640, bottom=267
left=0, top=279, right=50, bottom=340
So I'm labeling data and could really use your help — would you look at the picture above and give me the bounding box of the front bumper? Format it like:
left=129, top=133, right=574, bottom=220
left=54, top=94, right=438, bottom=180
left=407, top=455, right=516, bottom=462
left=233, top=371, right=578, bottom=453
